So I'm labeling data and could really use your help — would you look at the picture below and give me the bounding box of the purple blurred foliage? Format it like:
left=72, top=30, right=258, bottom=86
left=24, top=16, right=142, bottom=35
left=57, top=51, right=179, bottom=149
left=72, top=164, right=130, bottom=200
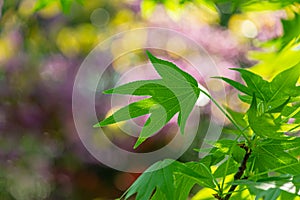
left=0, top=0, right=289, bottom=199
left=0, top=0, right=3, bottom=19
left=256, top=11, right=286, bottom=41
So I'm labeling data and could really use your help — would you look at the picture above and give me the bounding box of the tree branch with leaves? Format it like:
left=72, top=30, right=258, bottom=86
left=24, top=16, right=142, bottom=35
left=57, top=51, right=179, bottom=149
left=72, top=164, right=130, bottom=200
left=96, top=50, right=300, bottom=199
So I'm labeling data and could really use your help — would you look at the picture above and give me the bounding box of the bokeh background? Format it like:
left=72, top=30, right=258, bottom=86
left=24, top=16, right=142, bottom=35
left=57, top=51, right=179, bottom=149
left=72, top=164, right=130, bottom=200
left=0, top=0, right=300, bottom=199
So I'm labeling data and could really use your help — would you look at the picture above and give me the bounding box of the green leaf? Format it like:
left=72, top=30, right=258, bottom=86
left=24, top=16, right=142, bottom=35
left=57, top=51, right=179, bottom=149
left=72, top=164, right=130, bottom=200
left=124, top=159, right=215, bottom=200
left=280, top=190, right=300, bottom=200
left=226, top=107, right=248, bottom=128
left=213, top=76, right=252, bottom=96
left=248, top=186, right=282, bottom=200
left=173, top=162, right=216, bottom=200
left=238, top=94, right=252, bottom=104
left=96, top=51, right=200, bottom=148
left=59, top=0, right=73, bottom=13
left=247, top=94, right=283, bottom=138
left=33, top=0, right=56, bottom=12
left=259, top=137, right=300, bottom=150
left=252, top=145, right=300, bottom=175
left=213, top=139, right=238, bottom=155
left=279, top=102, right=300, bottom=132
left=258, top=137, right=300, bottom=160
left=223, top=64, right=300, bottom=108
left=34, top=0, right=79, bottom=13
left=277, top=13, right=300, bottom=51
left=232, top=68, right=271, bottom=102
left=199, top=150, right=226, bottom=168
left=282, top=104, right=300, bottom=120
left=150, top=189, right=166, bottom=200
left=256, top=188, right=281, bottom=200
left=269, top=63, right=300, bottom=102
left=146, top=52, right=200, bottom=133
left=236, top=175, right=300, bottom=197
left=266, top=97, right=290, bottom=113
left=213, top=158, right=239, bottom=178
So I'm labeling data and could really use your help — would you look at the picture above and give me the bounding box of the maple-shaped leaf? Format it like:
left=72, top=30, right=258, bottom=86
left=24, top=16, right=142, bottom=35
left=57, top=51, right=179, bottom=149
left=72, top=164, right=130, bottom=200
left=94, top=51, right=204, bottom=148
left=123, top=159, right=215, bottom=200
left=216, top=63, right=300, bottom=109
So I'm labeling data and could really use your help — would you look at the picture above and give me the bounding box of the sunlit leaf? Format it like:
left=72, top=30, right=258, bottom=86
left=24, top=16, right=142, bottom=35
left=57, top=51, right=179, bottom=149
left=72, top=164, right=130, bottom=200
left=252, top=144, right=300, bottom=175
left=96, top=51, right=201, bottom=148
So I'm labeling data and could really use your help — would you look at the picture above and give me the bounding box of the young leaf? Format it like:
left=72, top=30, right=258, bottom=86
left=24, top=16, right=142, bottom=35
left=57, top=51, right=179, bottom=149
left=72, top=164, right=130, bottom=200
left=95, top=51, right=201, bottom=148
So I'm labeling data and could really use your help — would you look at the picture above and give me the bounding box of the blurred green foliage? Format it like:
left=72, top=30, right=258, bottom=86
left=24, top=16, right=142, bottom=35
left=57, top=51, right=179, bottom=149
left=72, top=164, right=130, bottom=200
left=34, top=0, right=84, bottom=13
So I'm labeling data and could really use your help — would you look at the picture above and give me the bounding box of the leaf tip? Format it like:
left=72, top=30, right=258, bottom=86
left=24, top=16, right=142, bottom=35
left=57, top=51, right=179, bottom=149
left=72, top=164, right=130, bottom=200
left=146, top=50, right=158, bottom=63
left=145, top=50, right=152, bottom=57
left=93, top=119, right=109, bottom=127
left=134, top=137, right=146, bottom=149
left=229, top=68, right=243, bottom=72
left=93, top=123, right=102, bottom=128
left=211, top=76, right=222, bottom=79
left=103, top=89, right=113, bottom=94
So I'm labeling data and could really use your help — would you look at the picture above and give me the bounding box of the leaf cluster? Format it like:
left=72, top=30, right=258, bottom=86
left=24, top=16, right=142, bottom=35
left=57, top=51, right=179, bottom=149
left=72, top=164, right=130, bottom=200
left=107, top=57, right=300, bottom=200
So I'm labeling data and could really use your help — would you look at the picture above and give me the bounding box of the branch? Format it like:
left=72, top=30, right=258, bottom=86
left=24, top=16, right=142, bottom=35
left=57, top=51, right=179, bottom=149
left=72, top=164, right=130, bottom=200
left=224, top=144, right=252, bottom=200
left=213, top=144, right=252, bottom=200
